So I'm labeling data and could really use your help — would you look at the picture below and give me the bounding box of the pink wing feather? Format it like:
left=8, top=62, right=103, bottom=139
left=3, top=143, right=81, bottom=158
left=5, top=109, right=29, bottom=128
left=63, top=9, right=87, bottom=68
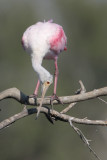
left=49, top=26, right=67, bottom=53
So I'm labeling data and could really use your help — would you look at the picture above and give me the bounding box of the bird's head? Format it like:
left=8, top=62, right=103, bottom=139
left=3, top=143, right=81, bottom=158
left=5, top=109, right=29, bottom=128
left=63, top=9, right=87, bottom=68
left=41, top=75, right=53, bottom=96
left=42, top=81, right=51, bottom=94
left=39, top=80, right=52, bottom=111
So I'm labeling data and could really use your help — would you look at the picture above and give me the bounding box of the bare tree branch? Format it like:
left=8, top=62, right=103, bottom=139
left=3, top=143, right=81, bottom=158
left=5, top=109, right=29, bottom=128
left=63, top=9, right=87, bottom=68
left=1, top=82, right=107, bottom=160
left=0, top=83, right=107, bottom=129
left=0, top=103, right=107, bottom=130
left=0, top=86, right=107, bottom=106
left=69, top=118, right=101, bottom=160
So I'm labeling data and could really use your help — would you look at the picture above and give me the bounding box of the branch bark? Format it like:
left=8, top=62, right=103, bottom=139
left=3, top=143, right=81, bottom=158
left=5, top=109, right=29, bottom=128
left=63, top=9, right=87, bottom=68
left=1, top=83, right=107, bottom=160
left=0, top=84, right=107, bottom=130
left=1, top=105, right=107, bottom=130
left=0, top=86, right=107, bottom=106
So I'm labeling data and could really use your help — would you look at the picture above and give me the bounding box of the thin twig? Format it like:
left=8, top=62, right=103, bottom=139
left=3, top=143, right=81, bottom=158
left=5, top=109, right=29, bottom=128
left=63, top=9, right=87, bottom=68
left=60, top=102, right=76, bottom=114
left=69, top=118, right=101, bottom=160
left=60, top=80, right=86, bottom=114
left=98, top=97, right=107, bottom=105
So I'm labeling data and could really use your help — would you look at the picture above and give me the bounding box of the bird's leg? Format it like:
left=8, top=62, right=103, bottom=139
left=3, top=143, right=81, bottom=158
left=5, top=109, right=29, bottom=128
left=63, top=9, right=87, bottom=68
left=34, top=79, right=40, bottom=96
left=29, top=80, right=40, bottom=98
left=50, top=57, right=63, bottom=108
left=54, top=57, right=58, bottom=95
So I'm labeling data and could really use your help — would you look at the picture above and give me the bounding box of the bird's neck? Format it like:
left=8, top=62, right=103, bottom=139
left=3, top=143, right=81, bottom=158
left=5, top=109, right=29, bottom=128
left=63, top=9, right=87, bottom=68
left=31, top=54, right=52, bottom=83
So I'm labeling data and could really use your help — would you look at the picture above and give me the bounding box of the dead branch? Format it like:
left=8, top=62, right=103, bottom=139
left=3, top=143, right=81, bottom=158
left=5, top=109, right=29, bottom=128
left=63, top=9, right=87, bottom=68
left=1, top=82, right=107, bottom=160
left=0, top=86, right=107, bottom=106
left=69, top=118, right=101, bottom=160
left=0, top=103, right=107, bottom=130
left=0, top=83, right=107, bottom=129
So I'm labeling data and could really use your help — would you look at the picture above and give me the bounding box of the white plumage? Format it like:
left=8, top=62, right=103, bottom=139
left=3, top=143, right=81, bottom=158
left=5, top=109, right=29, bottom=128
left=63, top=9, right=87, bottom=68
left=22, top=20, right=67, bottom=84
left=22, top=20, right=67, bottom=117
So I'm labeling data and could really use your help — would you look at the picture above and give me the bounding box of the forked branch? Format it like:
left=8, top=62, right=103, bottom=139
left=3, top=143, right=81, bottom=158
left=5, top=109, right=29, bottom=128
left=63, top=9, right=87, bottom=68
left=0, top=81, right=107, bottom=129
left=0, top=81, right=107, bottom=160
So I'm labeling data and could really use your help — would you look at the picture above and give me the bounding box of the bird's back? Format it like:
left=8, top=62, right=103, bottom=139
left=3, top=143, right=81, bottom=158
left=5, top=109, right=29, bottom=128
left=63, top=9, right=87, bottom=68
left=22, top=20, right=67, bottom=59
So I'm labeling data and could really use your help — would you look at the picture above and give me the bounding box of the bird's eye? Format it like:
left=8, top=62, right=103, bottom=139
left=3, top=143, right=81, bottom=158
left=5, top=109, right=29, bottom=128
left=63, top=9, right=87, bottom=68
left=47, top=81, right=50, bottom=85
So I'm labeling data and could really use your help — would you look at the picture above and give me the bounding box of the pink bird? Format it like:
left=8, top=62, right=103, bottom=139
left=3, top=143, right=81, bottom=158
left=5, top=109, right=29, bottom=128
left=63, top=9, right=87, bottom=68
left=22, top=20, right=67, bottom=117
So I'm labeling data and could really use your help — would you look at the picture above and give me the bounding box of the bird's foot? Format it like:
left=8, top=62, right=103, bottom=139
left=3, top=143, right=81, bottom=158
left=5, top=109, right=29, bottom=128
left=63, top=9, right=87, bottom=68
left=50, top=94, right=63, bottom=109
left=29, top=94, right=37, bottom=99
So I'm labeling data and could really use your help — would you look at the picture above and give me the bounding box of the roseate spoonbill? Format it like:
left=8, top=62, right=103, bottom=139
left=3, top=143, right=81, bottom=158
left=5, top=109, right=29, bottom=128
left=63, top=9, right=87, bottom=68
left=22, top=20, right=67, bottom=117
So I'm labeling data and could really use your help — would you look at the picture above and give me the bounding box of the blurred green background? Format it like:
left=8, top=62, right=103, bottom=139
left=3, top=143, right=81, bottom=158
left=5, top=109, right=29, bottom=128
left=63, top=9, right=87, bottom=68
left=0, top=0, right=107, bottom=159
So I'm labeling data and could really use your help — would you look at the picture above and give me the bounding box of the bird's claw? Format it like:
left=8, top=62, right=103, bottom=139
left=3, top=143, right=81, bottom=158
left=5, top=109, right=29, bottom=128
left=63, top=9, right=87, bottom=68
left=50, top=94, right=63, bottom=109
